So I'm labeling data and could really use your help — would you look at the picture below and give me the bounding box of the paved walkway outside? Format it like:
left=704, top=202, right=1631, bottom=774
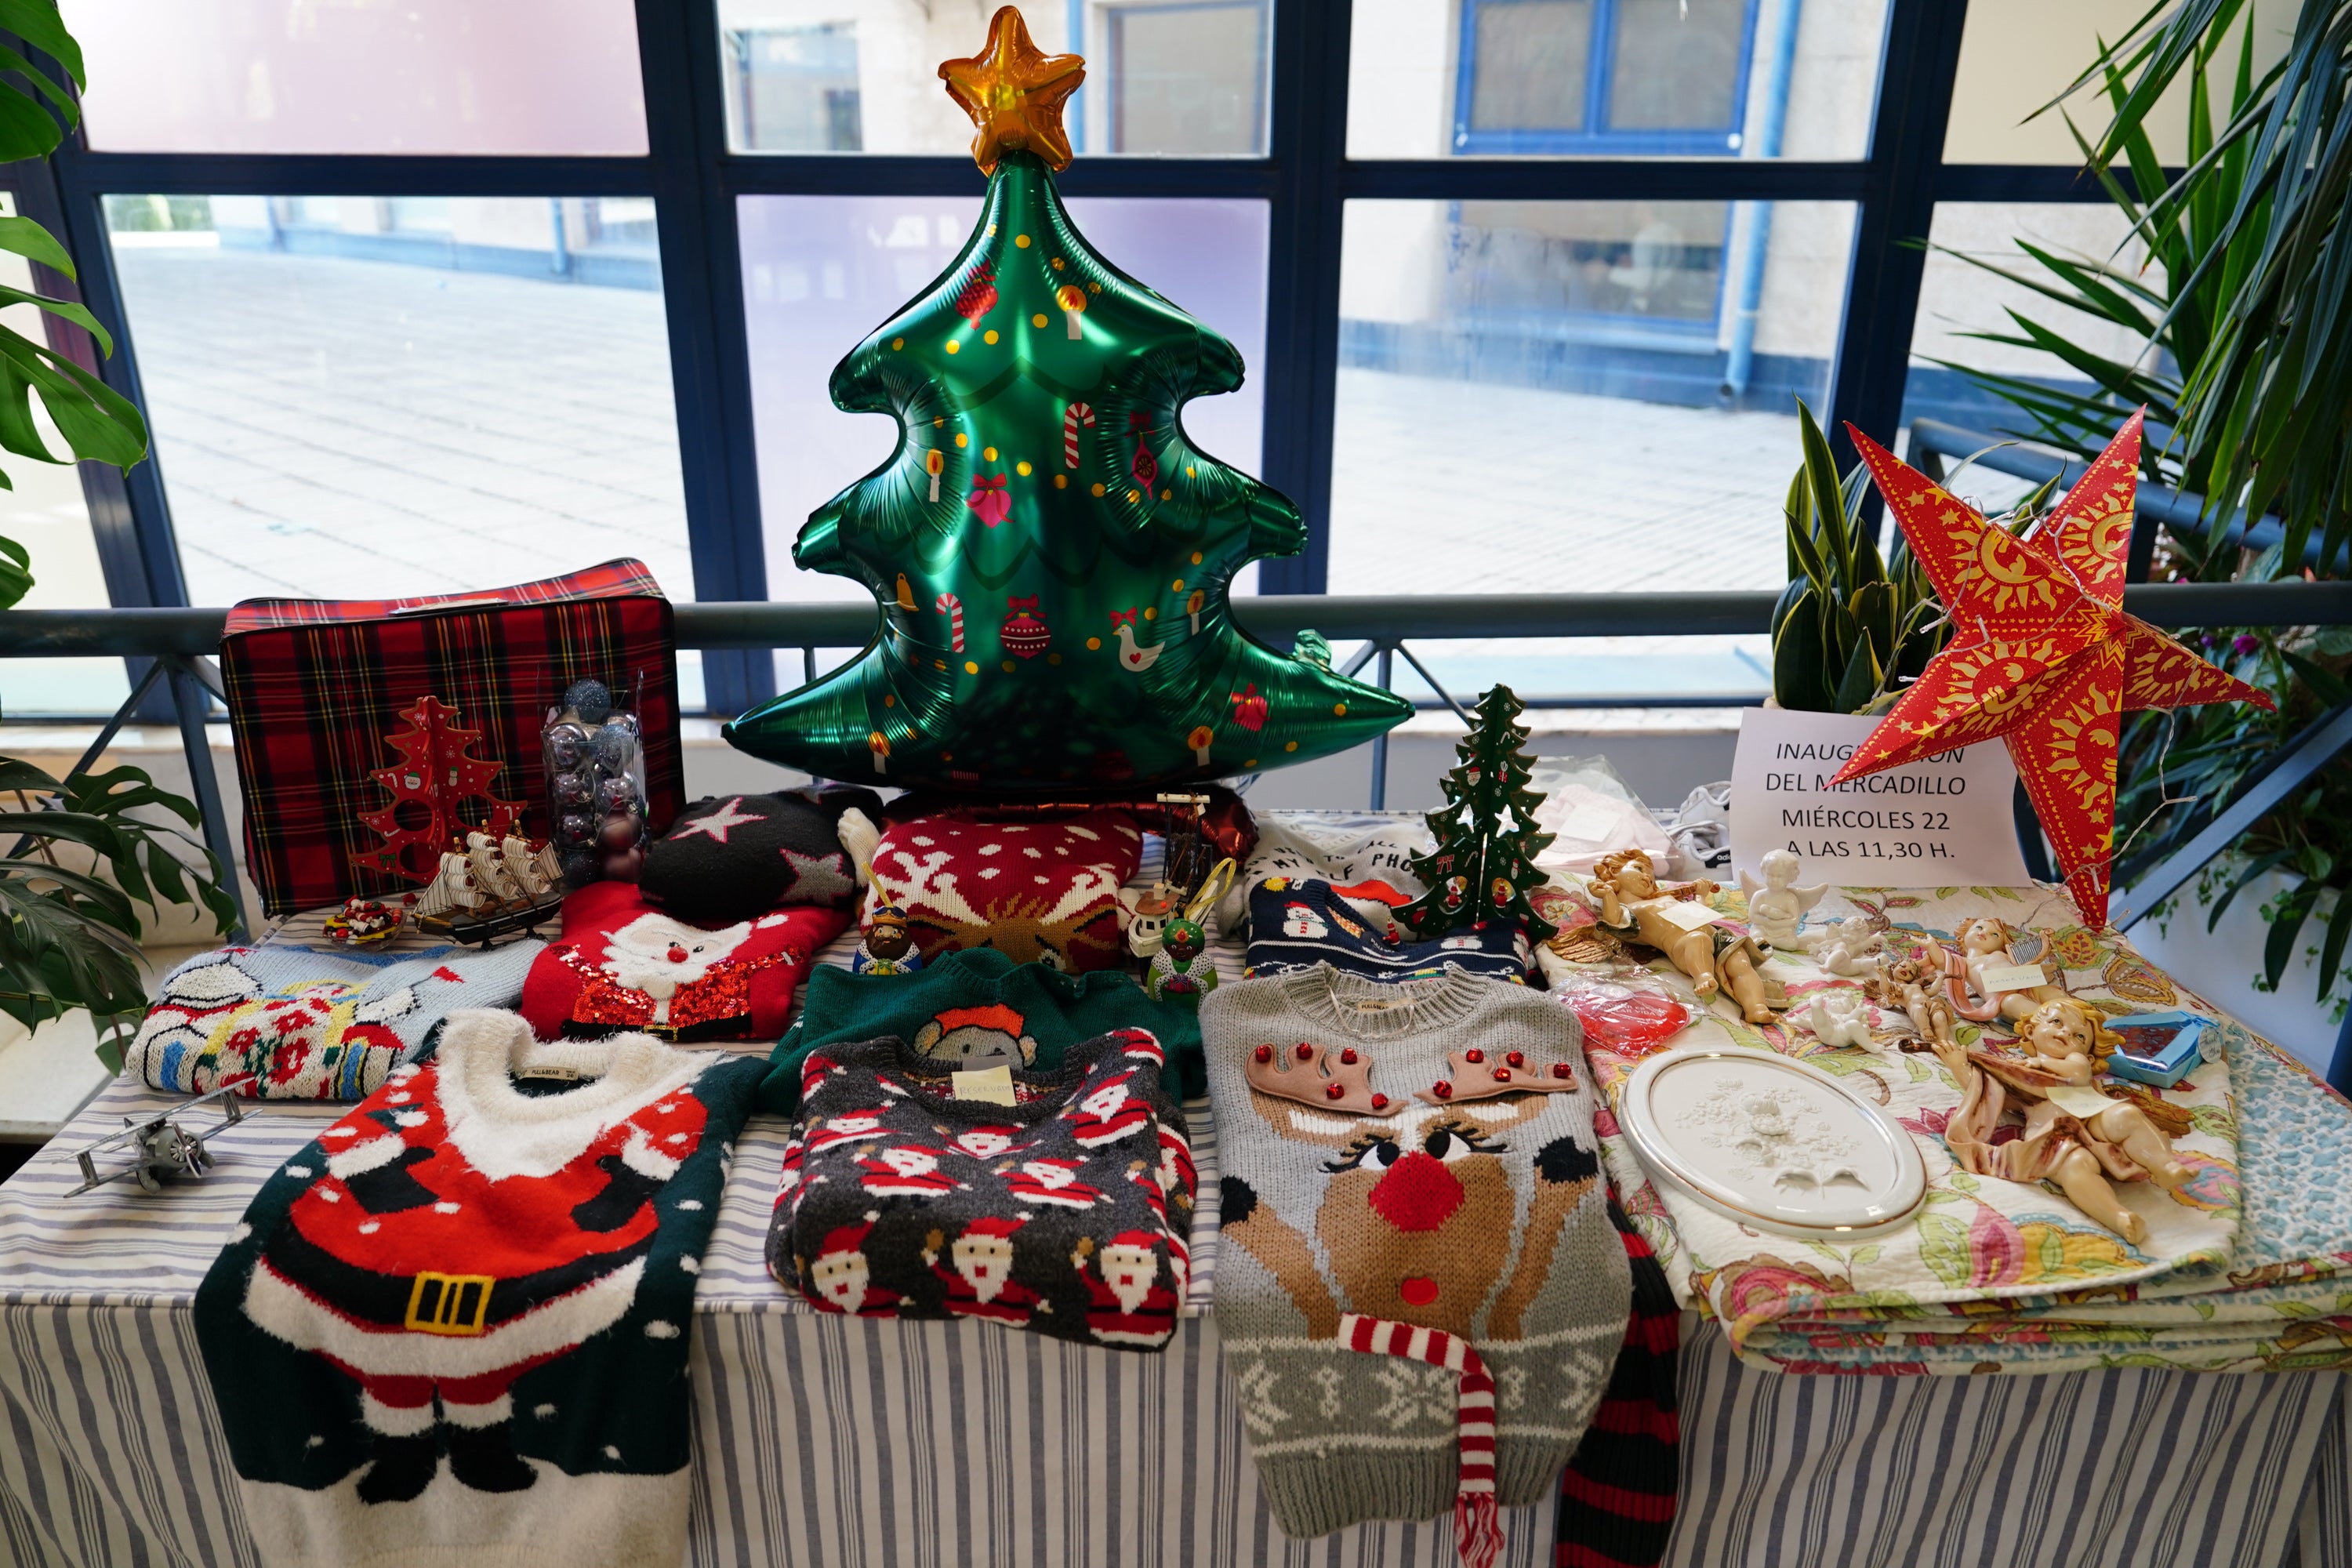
left=114, top=245, right=1797, bottom=698
left=114, top=245, right=697, bottom=606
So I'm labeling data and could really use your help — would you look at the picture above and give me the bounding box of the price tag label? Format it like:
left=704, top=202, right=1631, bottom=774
left=951, top=1065, right=1018, bottom=1105
left=1979, top=963, right=2050, bottom=992
left=1729, top=710, right=2031, bottom=887
left=1653, top=898, right=1722, bottom=931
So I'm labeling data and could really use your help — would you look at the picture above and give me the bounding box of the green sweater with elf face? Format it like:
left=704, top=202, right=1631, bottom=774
left=759, top=946, right=1206, bottom=1114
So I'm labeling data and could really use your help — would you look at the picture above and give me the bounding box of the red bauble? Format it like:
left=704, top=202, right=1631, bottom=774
left=1001, top=596, right=1050, bottom=659
left=1228, top=682, right=1268, bottom=732
left=953, top=262, right=998, bottom=326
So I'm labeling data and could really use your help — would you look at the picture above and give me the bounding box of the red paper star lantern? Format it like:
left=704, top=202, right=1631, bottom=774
left=1831, top=411, right=2273, bottom=927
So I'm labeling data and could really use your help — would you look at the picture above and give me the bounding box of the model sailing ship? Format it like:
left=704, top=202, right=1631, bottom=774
left=411, top=829, right=565, bottom=945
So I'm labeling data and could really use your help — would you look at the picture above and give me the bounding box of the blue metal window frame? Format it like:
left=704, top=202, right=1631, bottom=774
left=17, top=0, right=2107, bottom=706
left=1452, top=0, right=1763, bottom=156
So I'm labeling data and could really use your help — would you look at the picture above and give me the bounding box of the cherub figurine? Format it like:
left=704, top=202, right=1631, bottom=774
left=1805, top=986, right=1880, bottom=1051
left=1867, top=949, right=1956, bottom=1047
left=851, top=903, right=924, bottom=976
left=1588, top=849, right=1788, bottom=1024
left=1932, top=996, right=2194, bottom=1246
left=1738, top=849, right=1828, bottom=949
left=1810, top=915, right=1885, bottom=977
left=1146, top=914, right=1218, bottom=1002
left=1944, top=916, right=2067, bottom=1025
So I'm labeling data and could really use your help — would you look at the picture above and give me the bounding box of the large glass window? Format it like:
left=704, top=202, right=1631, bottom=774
left=1350, top=0, right=1887, bottom=158
left=1941, top=0, right=2292, bottom=165
left=1106, top=2, right=1268, bottom=154
left=1898, top=202, right=2154, bottom=509
left=103, top=194, right=699, bottom=688
left=1331, top=198, right=1854, bottom=698
left=1900, top=205, right=2148, bottom=430
left=0, top=221, right=125, bottom=716
left=739, top=194, right=1270, bottom=608
left=63, top=0, right=649, bottom=155
left=717, top=0, right=1271, bottom=156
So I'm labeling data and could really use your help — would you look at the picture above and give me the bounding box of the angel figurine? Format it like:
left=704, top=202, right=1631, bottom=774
left=1811, top=915, right=1886, bottom=977
left=1944, top=916, right=2068, bottom=1026
left=1867, top=949, right=1957, bottom=1047
left=1588, top=849, right=1788, bottom=1024
left=1805, top=986, right=1881, bottom=1051
left=1738, top=849, right=1828, bottom=949
left=1931, top=996, right=2194, bottom=1246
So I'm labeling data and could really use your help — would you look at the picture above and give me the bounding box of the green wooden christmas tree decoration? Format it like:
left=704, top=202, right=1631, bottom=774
left=721, top=7, right=1410, bottom=791
left=1396, top=684, right=1558, bottom=942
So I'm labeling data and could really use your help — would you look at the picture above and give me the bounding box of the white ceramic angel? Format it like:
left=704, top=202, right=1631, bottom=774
left=1739, top=849, right=1828, bottom=948
left=1805, top=986, right=1881, bottom=1051
left=1811, top=915, right=1885, bottom=977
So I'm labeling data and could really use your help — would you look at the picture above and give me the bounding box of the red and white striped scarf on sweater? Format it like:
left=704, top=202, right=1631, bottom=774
left=1339, top=1312, right=1503, bottom=1568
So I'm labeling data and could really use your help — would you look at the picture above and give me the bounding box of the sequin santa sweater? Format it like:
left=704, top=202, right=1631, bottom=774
left=194, top=1009, right=765, bottom=1568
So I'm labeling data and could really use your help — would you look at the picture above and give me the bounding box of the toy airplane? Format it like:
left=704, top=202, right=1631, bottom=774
left=68, top=1086, right=252, bottom=1196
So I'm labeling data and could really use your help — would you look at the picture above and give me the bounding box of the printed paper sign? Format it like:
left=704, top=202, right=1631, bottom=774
left=1729, top=709, right=2031, bottom=887
left=1979, top=963, right=2050, bottom=992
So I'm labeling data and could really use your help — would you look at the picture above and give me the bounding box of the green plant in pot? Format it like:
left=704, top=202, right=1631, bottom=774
left=0, top=0, right=235, bottom=1069
left=1769, top=401, right=1951, bottom=713
left=1932, top=2, right=2352, bottom=1018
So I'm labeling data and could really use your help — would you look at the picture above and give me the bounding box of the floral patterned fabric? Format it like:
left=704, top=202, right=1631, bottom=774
left=1541, top=881, right=2352, bottom=1374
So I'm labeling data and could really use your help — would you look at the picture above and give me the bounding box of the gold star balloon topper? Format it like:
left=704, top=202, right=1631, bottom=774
left=940, top=6, right=1084, bottom=174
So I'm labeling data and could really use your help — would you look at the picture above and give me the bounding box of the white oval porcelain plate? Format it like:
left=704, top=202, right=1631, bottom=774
left=1619, top=1047, right=1926, bottom=1240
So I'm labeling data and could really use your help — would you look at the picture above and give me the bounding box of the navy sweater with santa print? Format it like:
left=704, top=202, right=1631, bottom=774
left=194, top=1010, right=764, bottom=1568
left=771, top=1029, right=1196, bottom=1351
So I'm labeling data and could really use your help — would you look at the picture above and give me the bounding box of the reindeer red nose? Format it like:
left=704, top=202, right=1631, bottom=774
left=1367, top=1152, right=1462, bottom=1232
left=666, top=944, right=689, bottom=964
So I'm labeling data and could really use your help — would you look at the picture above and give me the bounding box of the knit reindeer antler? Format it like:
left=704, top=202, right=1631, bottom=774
left=1244, top=1041, right=1397, bottom=1116
left=1416, top=1047, right=1577, bottom=1107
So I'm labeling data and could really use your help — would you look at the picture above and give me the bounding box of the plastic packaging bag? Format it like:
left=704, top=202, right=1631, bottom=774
left=1530, top=756, right=1671, bottom=875
left=543, top=678, right=650, bottom=887
left=1552, top=975, right=1693, bottom=1058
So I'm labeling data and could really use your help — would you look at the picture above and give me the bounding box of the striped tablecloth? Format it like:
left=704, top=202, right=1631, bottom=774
left=5, top=1073, right=2346, bottom=1568
left=5, top=818, right=2347, bottom=1566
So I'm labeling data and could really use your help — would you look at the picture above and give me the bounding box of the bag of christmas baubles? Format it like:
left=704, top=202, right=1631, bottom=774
left=543, top=679, right=651, bottom=887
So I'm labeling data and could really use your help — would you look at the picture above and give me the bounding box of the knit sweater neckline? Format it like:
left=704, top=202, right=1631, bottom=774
left=1276, top=964, right=1494, bottom=1039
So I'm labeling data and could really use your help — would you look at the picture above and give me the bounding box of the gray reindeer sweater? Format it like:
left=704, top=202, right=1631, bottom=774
left=1203, top=966, right=1629, bottom=1558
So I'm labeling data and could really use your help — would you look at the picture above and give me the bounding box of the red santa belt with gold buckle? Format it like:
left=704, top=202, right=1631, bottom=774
left=263, top=1226, right=655, bottom=1334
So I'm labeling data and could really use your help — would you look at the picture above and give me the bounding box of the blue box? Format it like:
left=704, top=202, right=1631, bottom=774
left=2104, top=1010, right=2208, bottom=1088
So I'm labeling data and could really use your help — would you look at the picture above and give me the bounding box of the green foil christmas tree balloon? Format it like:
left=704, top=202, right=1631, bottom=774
left=723, top=7, right=1410, bottom=791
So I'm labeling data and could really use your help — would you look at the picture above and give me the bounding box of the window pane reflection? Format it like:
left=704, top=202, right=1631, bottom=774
left=105, top=197, right=695, bottom=612
left=1353, top=0, right=1886, bottom=158
left=1334, top=198, right=1856, bottom=698
left=65, top=0, right=648, bottom=155
left=717, top=0, right=1270, bottom=156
